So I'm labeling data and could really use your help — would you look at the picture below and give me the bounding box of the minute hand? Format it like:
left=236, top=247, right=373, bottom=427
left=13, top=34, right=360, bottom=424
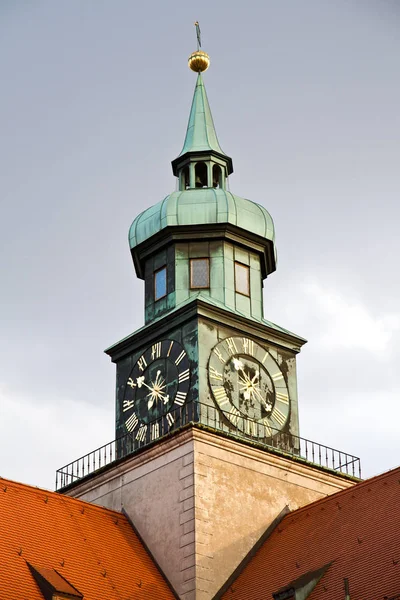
left=251, top=384, right=272, bottom=410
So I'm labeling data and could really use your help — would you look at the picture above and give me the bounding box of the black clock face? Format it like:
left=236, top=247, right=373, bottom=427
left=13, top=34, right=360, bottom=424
left=122, top=340, right=190, bottom=440
left=208, top=336, right=289, bottom=437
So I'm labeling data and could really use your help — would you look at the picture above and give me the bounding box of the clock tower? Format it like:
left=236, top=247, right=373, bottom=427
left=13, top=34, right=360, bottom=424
left=106, top=54, right=305, bottom=456
left=61, top=38, right=359, bottom=600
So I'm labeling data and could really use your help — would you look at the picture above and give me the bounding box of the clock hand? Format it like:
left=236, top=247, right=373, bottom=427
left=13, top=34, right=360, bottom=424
left=250, top=372, right=259, bottom=384
left=252, top=385, right=272, bottom=411
left=237, top=368, right=270, bottom=409
left=234, top=359, right=259, bottom=388
left=233, top=358, right=245, bottom=373
left=137, top=372, right=167, bottom=393
left=136, top=376, right=146, bottom=389
left=161, top=393, right=170, bottom=405
left=147, top=390, right=169, bottom=409
left=141, top=370, right=169, bottom=410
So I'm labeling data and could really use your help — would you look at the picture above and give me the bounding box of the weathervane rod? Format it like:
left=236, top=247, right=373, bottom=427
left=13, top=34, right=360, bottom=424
left=194, top=21, right=201, bottom=50
left=188, top=22, right=209, bottom=73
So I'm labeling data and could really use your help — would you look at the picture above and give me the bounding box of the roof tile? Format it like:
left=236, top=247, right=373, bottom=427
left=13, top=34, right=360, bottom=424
left=220, top=466, right=400, bottom=600
left=0, top=478, right=176, bottom=599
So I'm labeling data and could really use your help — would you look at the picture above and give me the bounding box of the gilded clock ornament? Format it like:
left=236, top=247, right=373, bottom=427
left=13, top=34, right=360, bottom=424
left=122, top=339, right=190, bottom=441
left=208, top=336, right=289, bottom=437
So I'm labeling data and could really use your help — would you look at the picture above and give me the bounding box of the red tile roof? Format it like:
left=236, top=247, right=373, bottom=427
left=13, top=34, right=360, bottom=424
left=219, top=466, right=400, bottom=600
left=0, top=477, right=176, bottom=599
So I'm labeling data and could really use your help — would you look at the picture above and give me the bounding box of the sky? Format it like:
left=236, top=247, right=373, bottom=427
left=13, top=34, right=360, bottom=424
left=0, top=0, right=399, bottom=490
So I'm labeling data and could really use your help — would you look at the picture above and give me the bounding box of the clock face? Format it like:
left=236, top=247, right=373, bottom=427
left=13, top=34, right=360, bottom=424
left=208, top=336, right=289, bottom=437
left=122, top=339, right=190, bottom=441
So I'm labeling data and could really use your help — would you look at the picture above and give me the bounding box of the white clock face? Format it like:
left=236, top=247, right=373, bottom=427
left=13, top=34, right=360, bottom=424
left=208, top=336, right=289, bottom=437
left=122, top=339, right=190, bottom=442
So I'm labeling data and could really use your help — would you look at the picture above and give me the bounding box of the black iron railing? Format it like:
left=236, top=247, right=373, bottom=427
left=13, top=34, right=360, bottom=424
left=55, top=402, right=361, bottom=490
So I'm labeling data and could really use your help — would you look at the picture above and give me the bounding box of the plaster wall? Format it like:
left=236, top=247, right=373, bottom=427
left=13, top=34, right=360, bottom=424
left=191, top=430, right=355, bottom=599
left=65, top=428, right=356, bottom=600
left=66, top=432, right=197, bottom=598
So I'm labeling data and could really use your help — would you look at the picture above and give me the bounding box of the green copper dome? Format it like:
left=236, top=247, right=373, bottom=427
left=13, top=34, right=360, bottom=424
left=129, top=188, right=275, bottom=249
left=129, top=68, right=277, bottom=280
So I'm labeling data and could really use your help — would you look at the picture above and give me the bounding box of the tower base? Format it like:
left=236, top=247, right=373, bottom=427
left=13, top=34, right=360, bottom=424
left=63, top=426, right=356, bottom=599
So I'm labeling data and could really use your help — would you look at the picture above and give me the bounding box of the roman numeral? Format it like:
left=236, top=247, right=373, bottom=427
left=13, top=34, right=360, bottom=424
left=151, top=423, right=160, bottom=440
left=244, top=419, right=258, bottom=437
left=136, top=424, right=147, bottom=442
left=167, top=341, right=174, bottom=356
left=151, top=342, right=161, bottom=360
left=175, top=350, right=186, bottom=366
left=228, top=406, right=241, bottom=426
left=127, top=377, right=136, bottom=388
left=137, top=355, right=147, bottom=372
left=276, top=392, right=289, bottom=404
left=261, top=418, right=272, bottom=437
left=213, top=386, right=230, bottom=408
left=242, top=338, right=254, bottom=355
left=123, top=399, right=134, bottom=412
left=271, top=407, right=286, bottom=427
left=178, top=369, right=190, bottom=383
left=209, top=366, right=223, bottom=381
left=262, top=351, right=269, bottom=364
left=271, top=371, right=284, bottom=382
left=125, top=412, right=139, bottom=432
left=214, top=347, right=225, bottom=364
left=174, top=391, right=187, bottom=406
left=226, top=337, right=238, bottom=355
left=166, top=413, right=174, bottom=427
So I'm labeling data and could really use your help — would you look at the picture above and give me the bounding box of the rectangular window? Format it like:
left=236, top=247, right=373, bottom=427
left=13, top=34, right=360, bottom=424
left=154, top=266, right=167, bottom=301
left=235, top=262, right=250, bottom=296
left=190, top=258, right=210, bottom=289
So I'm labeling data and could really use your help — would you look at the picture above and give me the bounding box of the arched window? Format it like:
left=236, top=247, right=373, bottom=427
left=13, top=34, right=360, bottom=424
left=195, top=162, right=208, bottom=188
left=212, top=164, right=222, bottom=188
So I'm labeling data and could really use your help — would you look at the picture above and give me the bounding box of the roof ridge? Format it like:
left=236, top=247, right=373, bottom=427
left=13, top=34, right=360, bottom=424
left=0, top=476, right=126, bottom=518
left=281, top=464, right=400, bottom=522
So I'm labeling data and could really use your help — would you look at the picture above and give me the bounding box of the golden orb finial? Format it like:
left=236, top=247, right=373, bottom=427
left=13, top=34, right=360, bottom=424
left=188, top=50, right=210, bottom=73
left=188, top=21, right=210, bottom=73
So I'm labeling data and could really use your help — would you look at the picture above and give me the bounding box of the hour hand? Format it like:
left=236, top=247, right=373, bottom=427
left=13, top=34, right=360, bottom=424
left=136, top=376, right=146, bottom=389
left=137, top=376, right=154, bottom=392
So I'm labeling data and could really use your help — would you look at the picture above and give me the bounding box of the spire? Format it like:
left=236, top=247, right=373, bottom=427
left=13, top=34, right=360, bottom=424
left=178, top=73, right=227, bottom=157
left=171, top=28, right=233, bottom=178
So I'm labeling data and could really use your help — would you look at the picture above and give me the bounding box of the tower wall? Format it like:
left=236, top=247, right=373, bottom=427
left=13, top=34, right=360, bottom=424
left=64, top=428, right=356, bottom=600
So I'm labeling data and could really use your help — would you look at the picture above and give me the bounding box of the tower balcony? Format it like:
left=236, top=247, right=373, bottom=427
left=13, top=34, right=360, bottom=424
left=55, top=402, right=361, bottom=491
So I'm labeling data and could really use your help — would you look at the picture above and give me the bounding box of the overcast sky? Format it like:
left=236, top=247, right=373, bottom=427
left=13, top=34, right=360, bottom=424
left=1, top=1, right=399, bottom=490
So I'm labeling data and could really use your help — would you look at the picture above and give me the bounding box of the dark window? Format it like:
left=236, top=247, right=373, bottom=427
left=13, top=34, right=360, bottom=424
left=154, top=266, right=167, bottom=300
left=190, top=258, right=210, bottom=289
left=234, top=262, right=250, bottom=296
left=195, top=161, right=208, bottom=188
left=212, top=164, right=222, bottom=188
